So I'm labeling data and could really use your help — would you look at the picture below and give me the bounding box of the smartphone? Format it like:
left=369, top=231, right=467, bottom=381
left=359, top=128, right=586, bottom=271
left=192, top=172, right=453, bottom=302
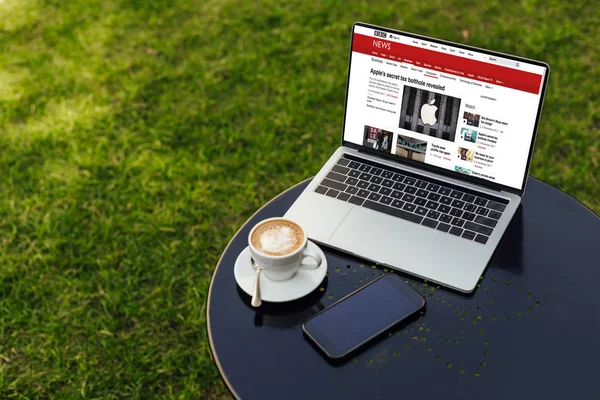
left=302, top=274, right=425, bottom=359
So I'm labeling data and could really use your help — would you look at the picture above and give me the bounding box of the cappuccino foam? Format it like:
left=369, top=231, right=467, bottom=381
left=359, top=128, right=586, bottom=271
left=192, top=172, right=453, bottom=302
left=251, top=220, right=304, bottom=256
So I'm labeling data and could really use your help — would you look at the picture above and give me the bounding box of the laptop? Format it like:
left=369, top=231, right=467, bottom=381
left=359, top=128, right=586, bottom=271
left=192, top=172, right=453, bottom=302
left=284, top=22, right=549, bottom=293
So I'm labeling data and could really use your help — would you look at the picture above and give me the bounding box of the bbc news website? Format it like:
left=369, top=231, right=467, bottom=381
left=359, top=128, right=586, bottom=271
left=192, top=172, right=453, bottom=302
left=344, top=26, right=547, bottom=190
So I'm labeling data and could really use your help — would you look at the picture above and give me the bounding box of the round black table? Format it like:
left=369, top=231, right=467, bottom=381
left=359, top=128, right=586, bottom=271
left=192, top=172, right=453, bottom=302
left=207, top=177, right=599, bottom=400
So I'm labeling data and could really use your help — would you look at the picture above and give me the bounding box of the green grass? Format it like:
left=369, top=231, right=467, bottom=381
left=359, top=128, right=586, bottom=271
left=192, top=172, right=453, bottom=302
left=0, top=0, right=598, bottom=398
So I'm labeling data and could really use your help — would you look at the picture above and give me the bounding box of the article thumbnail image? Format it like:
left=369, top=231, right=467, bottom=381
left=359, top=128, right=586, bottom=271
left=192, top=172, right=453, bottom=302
left=395, top=134, right=427, bottom=163
left=463, top=112, right=480, bottom=128
left=454, top=166, right=472, bottom=175
left=398, top=85, right=461, bottom=143
left=457, top=147, right=475, bottom=162
left=461, top=128, right=478, bottom=143
left=363, top=125, right=393, bottom=154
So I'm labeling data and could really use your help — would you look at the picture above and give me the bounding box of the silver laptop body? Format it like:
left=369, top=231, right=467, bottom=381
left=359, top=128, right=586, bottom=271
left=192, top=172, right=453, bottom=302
left=285, top=23, right=549, bottom=293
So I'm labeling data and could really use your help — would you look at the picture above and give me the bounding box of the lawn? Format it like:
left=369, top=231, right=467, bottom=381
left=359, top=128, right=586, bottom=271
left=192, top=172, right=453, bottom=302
left=0, top=0, right=598, bottom=398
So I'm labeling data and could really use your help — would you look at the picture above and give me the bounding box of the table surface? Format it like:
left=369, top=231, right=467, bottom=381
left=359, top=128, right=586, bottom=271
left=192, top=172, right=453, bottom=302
left=207, top=177, right=600, bottom=400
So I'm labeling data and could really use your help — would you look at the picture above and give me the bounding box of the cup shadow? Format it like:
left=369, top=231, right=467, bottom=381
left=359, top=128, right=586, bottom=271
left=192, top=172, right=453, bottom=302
left=236, top=277, right=329, bottom=329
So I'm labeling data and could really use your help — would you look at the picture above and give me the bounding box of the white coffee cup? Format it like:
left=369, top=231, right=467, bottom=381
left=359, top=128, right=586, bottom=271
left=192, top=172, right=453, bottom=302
left=248, top=217, right=322, bottom=281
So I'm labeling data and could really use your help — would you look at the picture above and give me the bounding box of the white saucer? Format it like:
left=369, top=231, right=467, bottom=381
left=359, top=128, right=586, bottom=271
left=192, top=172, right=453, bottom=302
left=234, top=241, right=328, bottom=303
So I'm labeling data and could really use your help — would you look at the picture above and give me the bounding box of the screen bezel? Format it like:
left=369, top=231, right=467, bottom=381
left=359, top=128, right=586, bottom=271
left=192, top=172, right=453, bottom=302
left=302, top=274, right=425, bottom=359
left=341, top=22, right=550, bottom=196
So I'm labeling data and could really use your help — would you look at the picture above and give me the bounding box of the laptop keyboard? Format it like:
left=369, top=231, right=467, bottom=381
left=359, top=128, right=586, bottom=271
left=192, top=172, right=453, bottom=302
left=314, top=155, right=508, bottom=244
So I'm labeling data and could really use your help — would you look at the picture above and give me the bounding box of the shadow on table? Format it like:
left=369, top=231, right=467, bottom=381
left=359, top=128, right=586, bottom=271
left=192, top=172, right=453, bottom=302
left=236, top=277, right=329, bottom=329
left=488, top=205, right=524, bottom=276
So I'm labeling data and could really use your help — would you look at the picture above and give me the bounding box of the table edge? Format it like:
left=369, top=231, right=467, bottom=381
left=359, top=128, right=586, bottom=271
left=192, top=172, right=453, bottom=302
left=531, top=176, right=599, bottom=217
left=206, top=178, right=312, bottom=400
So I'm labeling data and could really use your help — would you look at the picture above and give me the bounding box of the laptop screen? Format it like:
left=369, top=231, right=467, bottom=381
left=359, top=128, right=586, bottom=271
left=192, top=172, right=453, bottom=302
left=342, top=24, right=549, bottom=192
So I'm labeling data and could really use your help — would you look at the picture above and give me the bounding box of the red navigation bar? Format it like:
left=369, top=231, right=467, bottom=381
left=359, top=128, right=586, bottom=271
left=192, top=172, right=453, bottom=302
left=353, top=34, right=542, bottom=94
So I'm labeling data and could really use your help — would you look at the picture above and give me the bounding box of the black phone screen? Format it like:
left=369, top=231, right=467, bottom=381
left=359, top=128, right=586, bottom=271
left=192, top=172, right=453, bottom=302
left=303, top=274, right=424, bottom=358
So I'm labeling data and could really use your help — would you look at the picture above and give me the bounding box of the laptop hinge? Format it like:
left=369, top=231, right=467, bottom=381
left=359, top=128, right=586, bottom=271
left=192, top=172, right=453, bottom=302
left=351, top=150, right=505, bottom=198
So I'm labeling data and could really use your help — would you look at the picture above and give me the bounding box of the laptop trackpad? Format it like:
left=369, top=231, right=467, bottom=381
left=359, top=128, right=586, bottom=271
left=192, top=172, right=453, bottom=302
left=329, top=207, right=419, bottom=263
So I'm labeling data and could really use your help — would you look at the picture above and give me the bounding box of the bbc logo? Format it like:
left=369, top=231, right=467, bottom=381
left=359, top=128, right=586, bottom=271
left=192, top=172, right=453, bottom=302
left=374, top=30, right=387, bottom=38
